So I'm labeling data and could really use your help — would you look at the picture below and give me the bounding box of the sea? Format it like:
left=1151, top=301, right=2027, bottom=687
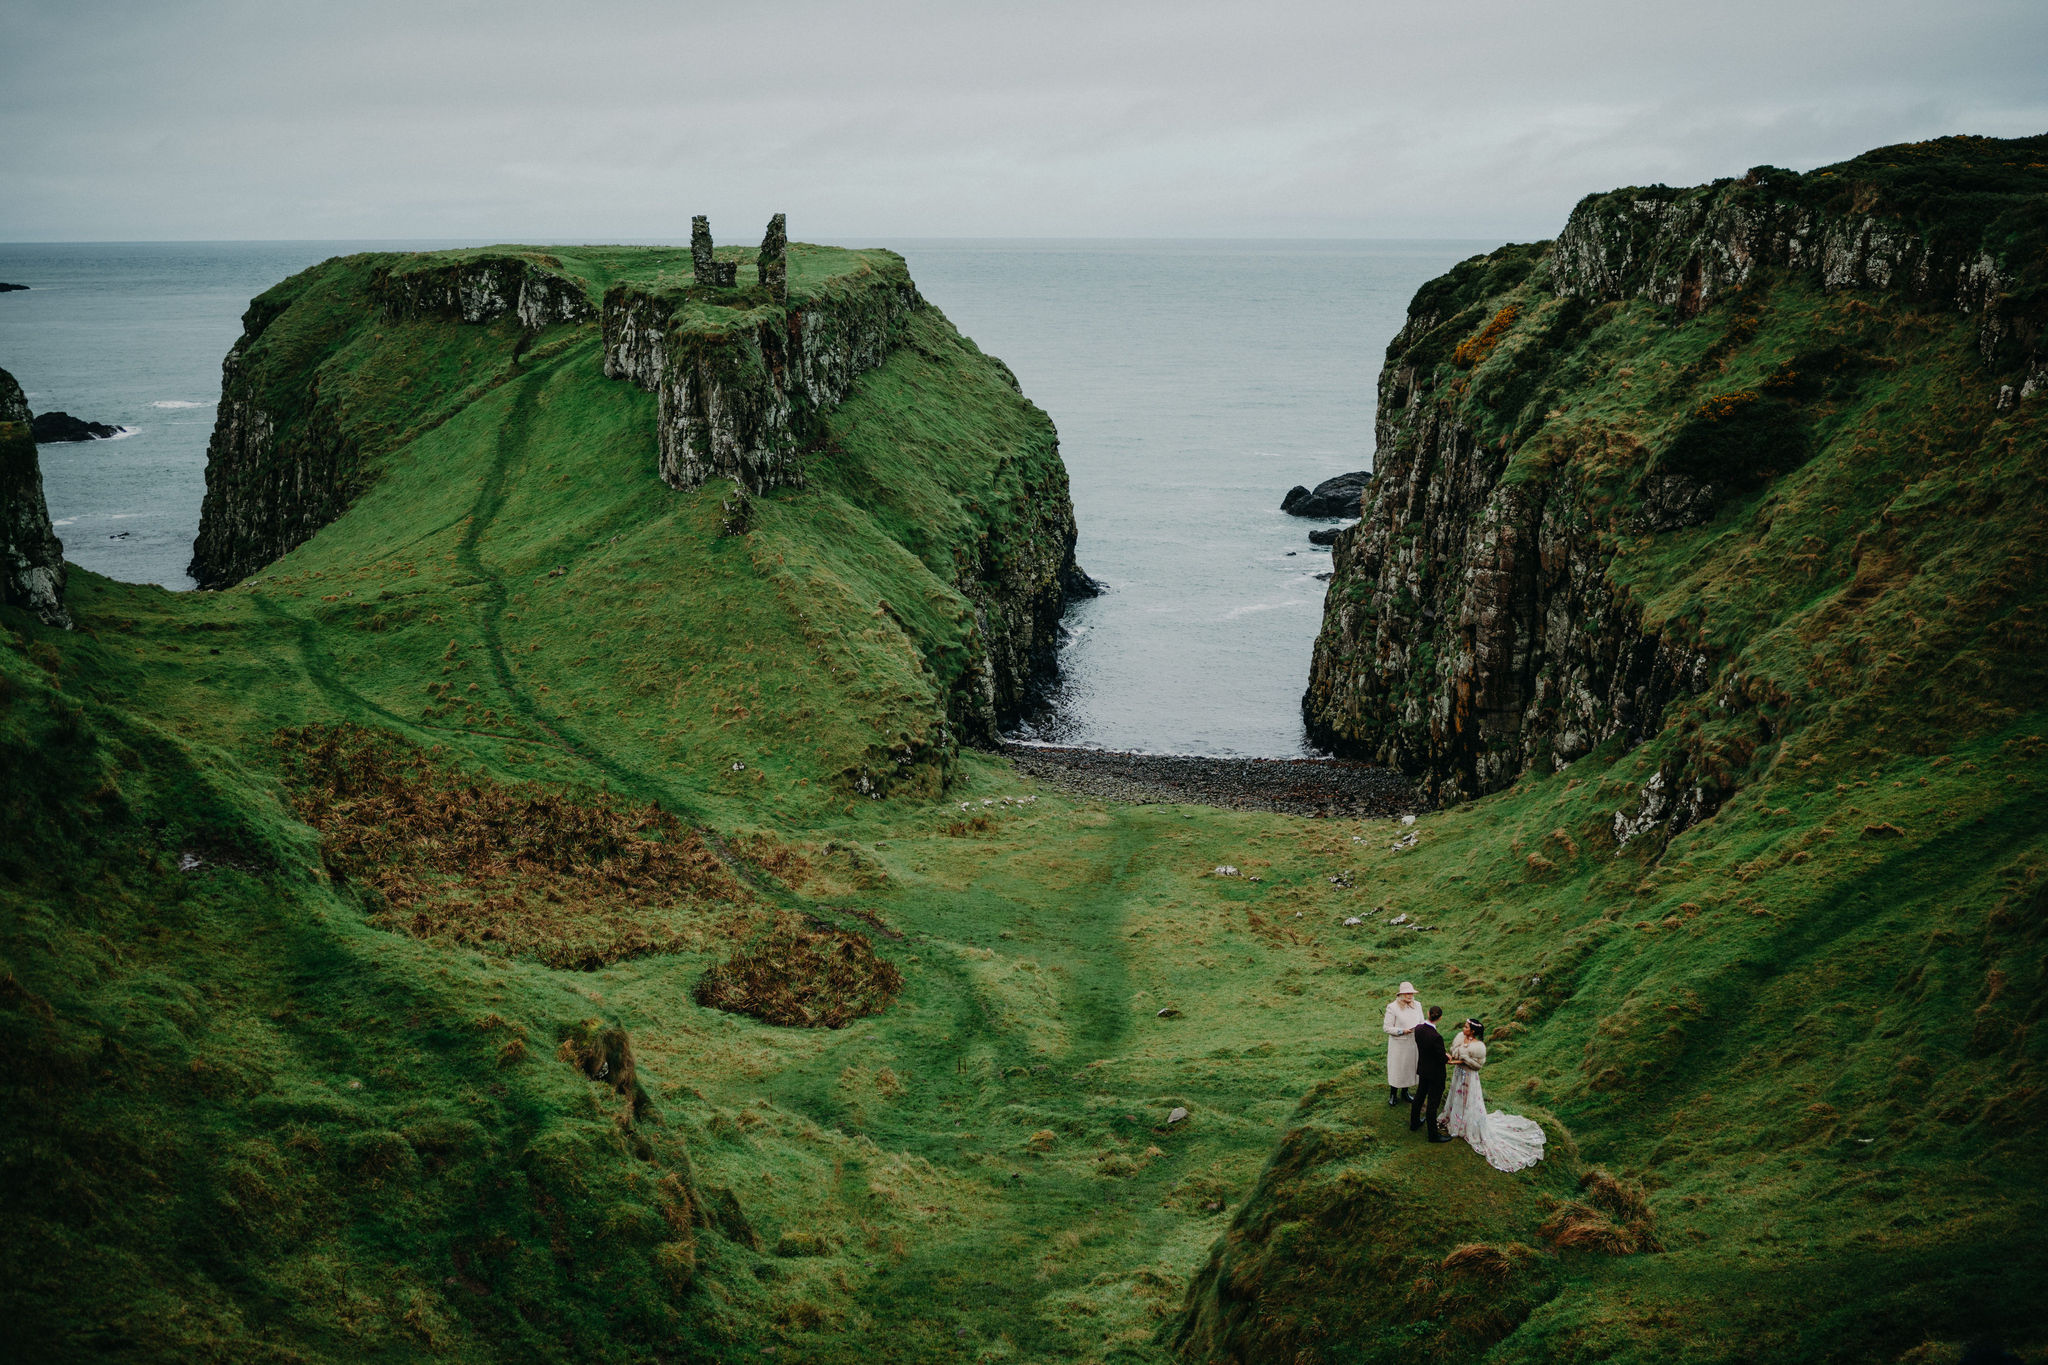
left=0, top=238, right=1485, bottom=756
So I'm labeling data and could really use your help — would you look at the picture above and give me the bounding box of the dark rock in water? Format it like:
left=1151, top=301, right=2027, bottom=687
left=1307, top=526, right=1345, bottom=546
left=0, top=283, right=27, bottom=293
left=0, top=366, right=71, bottom=628
left=1062, top=562, right=1106, bottom=599
left=1281, top=471, right=1369, bottom=517
left=31, top=411, right=127, bottom=443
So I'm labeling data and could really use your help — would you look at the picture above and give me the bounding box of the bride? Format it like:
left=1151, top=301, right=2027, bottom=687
left=1442, top=1019, right=1546, bottom=1173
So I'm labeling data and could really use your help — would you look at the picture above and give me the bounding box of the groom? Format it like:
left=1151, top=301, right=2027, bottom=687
left=1409, top=1006, right=1451, bottom=1143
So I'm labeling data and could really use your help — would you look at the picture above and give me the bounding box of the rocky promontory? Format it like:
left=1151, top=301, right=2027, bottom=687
left=0, top=366, right=70, bottom=628
left=186, top=237, right=1088, bottom=750
left=601, top=244, right=919, bottom=495
left=1303, top=134, right=2048, bottom=806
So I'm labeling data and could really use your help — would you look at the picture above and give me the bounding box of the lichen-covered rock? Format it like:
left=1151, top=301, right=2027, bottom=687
left=370, top=254, right=593, bottom=330
left=1302, top=373, right=1709, bottom=802
left=0, top=366, right=70, bottom=628
left=1551, top=138, right=2048, bottom=378
left=601, top=253, right=921, bottom=494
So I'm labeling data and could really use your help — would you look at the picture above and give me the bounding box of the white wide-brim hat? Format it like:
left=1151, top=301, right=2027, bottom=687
left=1397, top=982, right=1417, bottom=995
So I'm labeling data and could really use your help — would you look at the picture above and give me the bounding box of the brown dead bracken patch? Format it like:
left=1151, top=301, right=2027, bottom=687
left=1539, top=1168, right=1664, bottom=1254
left=695, top=912, right=903, bottom=1028
left=274, top=723, right=748, bottom=969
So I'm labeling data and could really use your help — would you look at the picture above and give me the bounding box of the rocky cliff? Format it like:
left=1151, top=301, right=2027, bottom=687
left=1303, top=134, right=2048, bottom=806
left=0, top=366, right=70, bottom=628
left=600, top=255, right=919, bottom=493
left=371, top=253, right=595, bottom=330
left=189, top=252, right=597, bottom=588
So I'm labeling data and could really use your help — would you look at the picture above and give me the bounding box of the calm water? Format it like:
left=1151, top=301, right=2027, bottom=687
left=0, top=238, right=1481, bottom=755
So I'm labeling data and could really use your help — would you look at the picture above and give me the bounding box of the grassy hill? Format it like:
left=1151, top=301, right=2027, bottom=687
left=3, top=137, right=2046, bottom=1365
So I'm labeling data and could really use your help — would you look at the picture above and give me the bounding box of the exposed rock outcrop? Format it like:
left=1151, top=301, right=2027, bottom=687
left=193, top=252, right=596, bottom=588
left=1281, top=471, right=1369, bottom=517
left=370, top=254, right=594, bottom=330
left=1303, top=359, right=1711, bottom=801
left=31, top=411, right=127, bottom=443
left=0, top=369, right=27, bottom=426
left=757, top=214, right=788, bottom=303
left=601, top=254, right=920, bottom=494
left=189, top=327, right=363, bottom=590
left=0, top=366, right=71, bottom=628
left=1303, top=134, right=2045, bottom=804
left=1551, top=161, right=2045, bottom=377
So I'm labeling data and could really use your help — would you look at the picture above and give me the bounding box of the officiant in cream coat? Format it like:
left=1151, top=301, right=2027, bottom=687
left=1383, top=982, right=1423, bottom=1105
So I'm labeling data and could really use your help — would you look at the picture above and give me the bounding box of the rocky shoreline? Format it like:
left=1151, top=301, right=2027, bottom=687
left=1001, top=743, right=1415, bottom=818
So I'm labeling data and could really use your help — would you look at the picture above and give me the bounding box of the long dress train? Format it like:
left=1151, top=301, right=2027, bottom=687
left=1443, top=1038, right=1545, bottom=1173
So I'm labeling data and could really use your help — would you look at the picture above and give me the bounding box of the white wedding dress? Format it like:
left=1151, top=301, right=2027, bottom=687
left=1442, top=1037, right=1546, bottom=1173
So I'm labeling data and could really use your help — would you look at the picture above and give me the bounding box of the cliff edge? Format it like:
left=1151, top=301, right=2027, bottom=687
left=0, top=365, right=69, bottom=629
left=1303, top=133, right=2048, bottom=807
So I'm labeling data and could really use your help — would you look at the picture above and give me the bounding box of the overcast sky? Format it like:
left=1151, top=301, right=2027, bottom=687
left=4, top=0, right=2044, bottom=243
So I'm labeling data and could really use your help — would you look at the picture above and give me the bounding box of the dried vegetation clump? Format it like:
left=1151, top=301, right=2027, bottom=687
left=274, top=723, right=747, bottom=968
left=1538, top=1167, right=1664, bottom=1254
left=694, top=912, right=903, bottom=1028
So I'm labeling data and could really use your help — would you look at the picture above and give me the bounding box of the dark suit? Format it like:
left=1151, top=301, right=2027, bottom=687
left=1410, top=1020, right=1447, bottom=1134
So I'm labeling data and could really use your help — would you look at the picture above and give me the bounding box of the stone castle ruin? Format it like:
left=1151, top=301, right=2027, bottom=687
left=692, top=213, right=788, bottom=304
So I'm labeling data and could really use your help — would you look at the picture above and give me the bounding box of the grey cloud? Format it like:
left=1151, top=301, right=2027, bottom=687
left=2, top=0, right=2042, bottom=240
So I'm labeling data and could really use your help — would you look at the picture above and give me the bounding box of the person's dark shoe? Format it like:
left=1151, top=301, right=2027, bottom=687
left=1408, top=1120, right=1422, bottom=1132
left=1387, top=1088, right=1401, bottom=1106
left=1428, top=1130, right=1453, bottom=1143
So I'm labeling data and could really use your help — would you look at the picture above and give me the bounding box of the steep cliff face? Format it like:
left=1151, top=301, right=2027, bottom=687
left=600, top=256, right=919, bottom=493
left=0, top=366, right=70, bottom=628
left=1304, top=134, right=2048, bottom=807
left=1180, top=136, right=2048, bottom=1365
left=371, top=253, right=595, bottom=330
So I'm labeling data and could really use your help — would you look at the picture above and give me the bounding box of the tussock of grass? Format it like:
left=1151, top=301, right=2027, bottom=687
left=276, top=723, right=745, bottom=968
left=556, top=1017, right=658, bottom=1124
left=694, top=912, right=903, bottom=1028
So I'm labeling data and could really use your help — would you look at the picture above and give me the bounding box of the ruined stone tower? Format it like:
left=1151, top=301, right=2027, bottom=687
left=691, top=216, right=737, bottom=287
left=690, top=215, right=715, bottom=286
left=758, top=213, right=787, bottom=303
